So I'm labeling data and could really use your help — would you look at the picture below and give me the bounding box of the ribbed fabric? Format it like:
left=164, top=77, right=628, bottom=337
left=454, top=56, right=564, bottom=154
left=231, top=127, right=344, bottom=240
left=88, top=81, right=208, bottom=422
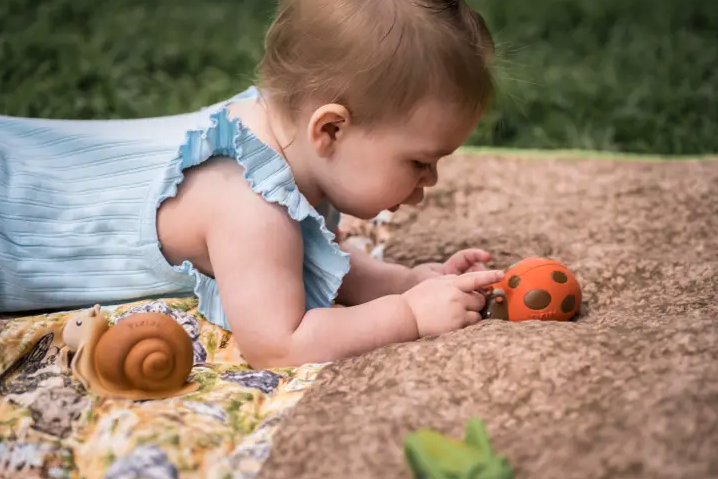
left=0, top=86, right=350, bottom=329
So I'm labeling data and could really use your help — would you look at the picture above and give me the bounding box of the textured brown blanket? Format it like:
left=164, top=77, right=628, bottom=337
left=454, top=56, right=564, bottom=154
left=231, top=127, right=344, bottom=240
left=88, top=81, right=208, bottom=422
left=259, top=153, right=718, bottom=479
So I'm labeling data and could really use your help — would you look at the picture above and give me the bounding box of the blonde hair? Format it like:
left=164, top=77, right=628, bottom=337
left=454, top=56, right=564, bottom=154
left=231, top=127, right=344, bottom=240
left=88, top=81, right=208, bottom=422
left=257, top=0, right=495, bottom=128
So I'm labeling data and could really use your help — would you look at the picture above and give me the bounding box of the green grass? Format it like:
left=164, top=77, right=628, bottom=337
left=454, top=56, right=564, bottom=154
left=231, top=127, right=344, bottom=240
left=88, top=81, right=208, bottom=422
left=1, top=0, right=716, bottom=156
left=467, top=0, right=718, bottom=156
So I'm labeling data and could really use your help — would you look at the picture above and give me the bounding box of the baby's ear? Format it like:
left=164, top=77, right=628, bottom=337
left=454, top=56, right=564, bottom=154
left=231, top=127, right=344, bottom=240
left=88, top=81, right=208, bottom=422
left=307, top=104, right=351, bottom=158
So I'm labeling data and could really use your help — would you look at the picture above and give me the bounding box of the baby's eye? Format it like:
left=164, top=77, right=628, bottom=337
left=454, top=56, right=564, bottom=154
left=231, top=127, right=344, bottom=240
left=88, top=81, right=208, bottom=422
left=412, top=160, right=431, bottom=171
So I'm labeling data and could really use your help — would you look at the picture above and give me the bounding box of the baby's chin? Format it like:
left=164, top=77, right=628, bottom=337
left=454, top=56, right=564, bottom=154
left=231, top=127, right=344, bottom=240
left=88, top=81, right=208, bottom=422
left=350, top=207, right=398, bottom=220
left=338, top=204, right=400, bottom=220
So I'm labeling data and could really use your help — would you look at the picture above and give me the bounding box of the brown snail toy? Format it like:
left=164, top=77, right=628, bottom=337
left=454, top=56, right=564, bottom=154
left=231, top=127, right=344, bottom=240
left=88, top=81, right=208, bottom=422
left=63, top=304, right=200, bottom=401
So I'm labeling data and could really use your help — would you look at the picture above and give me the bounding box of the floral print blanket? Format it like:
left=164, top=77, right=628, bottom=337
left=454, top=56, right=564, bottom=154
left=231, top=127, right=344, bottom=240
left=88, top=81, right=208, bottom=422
left=0, top=213, right=394, bottom=479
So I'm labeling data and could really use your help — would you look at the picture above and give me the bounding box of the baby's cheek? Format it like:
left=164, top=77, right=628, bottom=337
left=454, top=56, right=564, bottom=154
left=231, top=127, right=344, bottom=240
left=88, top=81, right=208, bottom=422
left=375, top=180, right=400, bottom=198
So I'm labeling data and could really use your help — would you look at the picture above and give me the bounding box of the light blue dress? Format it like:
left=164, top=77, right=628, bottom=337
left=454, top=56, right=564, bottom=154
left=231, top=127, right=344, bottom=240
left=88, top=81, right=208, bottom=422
left=0, top=86, right=350, bottom=329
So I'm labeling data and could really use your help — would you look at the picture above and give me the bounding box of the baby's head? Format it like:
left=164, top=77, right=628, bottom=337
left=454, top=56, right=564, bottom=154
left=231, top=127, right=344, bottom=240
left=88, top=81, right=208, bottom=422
left=258, top=0, right=495, bottom=219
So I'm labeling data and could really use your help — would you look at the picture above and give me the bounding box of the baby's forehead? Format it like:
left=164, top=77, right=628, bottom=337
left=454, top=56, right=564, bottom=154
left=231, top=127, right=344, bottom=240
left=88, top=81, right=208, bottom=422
left=382, top=100, right=478, bottom=150
left=407, top=99, right=475, bottom=126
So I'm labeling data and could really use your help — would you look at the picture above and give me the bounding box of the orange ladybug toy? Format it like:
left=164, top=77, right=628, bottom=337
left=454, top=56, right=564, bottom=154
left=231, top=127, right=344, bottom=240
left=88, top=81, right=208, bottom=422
left=481, top=257, right=581, bottom=322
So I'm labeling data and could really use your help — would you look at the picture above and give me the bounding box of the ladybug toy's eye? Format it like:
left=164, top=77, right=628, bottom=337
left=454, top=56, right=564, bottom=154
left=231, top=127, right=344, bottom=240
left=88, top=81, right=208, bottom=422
left=76, top=319, right=83, bottom=326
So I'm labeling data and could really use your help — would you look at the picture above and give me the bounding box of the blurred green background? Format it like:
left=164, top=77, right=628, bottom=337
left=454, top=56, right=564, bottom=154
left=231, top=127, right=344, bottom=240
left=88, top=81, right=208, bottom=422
left=1, top=0, right=716, bottom=155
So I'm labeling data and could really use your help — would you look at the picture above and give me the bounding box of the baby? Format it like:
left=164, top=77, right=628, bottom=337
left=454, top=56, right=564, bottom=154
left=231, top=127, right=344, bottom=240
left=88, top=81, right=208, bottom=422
left=0, top=0, right=503, bottom=368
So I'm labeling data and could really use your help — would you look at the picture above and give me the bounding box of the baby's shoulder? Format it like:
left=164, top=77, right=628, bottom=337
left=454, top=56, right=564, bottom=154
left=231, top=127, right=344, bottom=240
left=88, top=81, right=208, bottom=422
left=156, top=156, right=301, bottom=271
left=185, top=156, right=300, bottom=233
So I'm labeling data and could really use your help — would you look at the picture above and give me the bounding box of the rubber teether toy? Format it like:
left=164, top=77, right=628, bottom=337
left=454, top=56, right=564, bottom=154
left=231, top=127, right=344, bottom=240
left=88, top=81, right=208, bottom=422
left=63, top=304, right=200, bottom=400
left=481, top=257, right=581, bottom=322
left=404, top=416, right=514, bottom=479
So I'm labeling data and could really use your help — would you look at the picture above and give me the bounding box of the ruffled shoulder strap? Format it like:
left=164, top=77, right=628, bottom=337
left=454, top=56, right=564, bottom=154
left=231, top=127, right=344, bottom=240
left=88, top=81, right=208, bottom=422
left=153, top=93, right=350, bottom=330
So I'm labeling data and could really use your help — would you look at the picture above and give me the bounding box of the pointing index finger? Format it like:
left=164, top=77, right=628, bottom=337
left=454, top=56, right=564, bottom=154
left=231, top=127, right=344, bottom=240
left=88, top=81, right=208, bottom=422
left=455, top=270, right=505, bottom=292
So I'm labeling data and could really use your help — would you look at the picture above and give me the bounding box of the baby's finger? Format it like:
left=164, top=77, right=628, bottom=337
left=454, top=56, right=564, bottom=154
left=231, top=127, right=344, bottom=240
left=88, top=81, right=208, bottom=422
left=464, top=311, right=482, bottom=326
left=455, top=270, right=504, bottom=292
left=444, top=249, right=491, bottom=274
left=466, top=262, right=489, bottom=273
left=462, top=290, right=486, bottom=312
left=450, top=248, right=491, bottom=263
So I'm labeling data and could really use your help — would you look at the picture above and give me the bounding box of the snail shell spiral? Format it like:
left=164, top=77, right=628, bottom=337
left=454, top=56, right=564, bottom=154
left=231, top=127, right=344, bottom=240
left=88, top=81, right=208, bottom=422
left=93, top=312, right=194, bottom=393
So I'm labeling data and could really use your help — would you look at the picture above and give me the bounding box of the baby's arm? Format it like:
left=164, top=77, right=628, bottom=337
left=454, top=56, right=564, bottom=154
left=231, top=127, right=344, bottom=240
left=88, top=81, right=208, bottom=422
left=335, top=242, right=415, bottom=306
left=337, top=242, right=493, bottom=306
left=204, top=164, right=419, bottom=368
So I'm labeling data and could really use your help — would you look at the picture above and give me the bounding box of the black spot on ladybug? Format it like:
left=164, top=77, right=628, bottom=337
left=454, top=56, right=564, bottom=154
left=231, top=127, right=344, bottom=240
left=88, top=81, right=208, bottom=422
left=561, top=295, right=576, bottom=313
left=508, top=275, right=521, bottom=288
left=523, top=289, right=552, bottom=310
left=552, top=271, right=568, bottom=283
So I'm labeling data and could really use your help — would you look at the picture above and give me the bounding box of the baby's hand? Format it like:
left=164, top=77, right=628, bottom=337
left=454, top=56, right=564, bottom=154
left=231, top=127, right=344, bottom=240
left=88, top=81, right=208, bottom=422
left=401, top=270, right=504, bottom=337
left=408, top=248, right=492, bottom=286
left=442, top=248, right=492, bottom=274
